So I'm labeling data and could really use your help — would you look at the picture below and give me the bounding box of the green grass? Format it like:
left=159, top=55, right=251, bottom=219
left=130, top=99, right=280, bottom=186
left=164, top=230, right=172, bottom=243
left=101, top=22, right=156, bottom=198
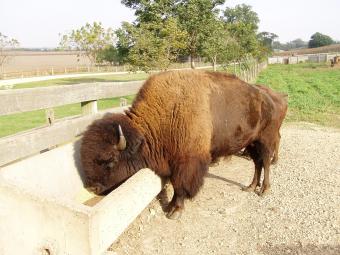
left=0, top=95, right=135, bottom=138
left=256, top=63, right=340, bottom=127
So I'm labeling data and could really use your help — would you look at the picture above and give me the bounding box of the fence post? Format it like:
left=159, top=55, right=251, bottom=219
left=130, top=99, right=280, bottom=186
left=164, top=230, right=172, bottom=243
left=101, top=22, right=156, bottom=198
left=45, top=108, right=55, bottom=126
left=81, top=100, right=98, bottom=115
left=51, top=67, right=54, bottom=76
left=238, top=63, right=241, bottom=78
left=120, top=98, right=128, bottom=107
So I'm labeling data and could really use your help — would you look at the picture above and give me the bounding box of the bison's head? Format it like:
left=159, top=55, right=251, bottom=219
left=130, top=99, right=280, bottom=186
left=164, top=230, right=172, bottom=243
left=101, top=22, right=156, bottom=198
left=80, top=114, right=144, bottom=195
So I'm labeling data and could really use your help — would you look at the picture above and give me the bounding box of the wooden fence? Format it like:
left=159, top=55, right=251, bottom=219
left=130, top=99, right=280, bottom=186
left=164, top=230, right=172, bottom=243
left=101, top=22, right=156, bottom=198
left=0, top=81, right=143, bottom=166
left=0, top=62, right=267, bottom=167
left=1, top=62, right=213, bottom=80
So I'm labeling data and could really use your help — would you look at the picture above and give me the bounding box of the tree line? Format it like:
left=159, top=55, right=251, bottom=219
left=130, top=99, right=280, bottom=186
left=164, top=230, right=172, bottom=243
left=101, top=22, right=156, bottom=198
left=1, top=1, right=338, bottom=75
left=60, top=1, right=272, bottom=72
left=273, top=33, right=338, bottom=51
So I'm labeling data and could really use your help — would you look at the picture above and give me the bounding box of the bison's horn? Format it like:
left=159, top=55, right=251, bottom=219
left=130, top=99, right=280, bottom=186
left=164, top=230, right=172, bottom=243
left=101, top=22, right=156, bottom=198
left=117, top=125, right=127, bottom=150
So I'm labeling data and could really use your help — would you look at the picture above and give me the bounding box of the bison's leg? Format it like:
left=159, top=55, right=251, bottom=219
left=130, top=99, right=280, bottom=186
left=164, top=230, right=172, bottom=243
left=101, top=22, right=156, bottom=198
left=242, top=143, right=262, bottom=193
left=259, top=148, right=273, bottom=196
left=242, top=159, right=262, bottom=192
left=167, top=188, right=186, bottom=220
left=167, top=157, right=209, bottom=220
left=271, top=132, right=281, bottom=165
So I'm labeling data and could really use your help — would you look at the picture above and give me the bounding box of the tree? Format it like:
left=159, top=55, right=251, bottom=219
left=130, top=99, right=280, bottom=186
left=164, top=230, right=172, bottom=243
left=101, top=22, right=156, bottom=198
left=223, top=4, right=261, bottom=60
left=121, top=0, right=226, bottom=69
left=115, top=22, right=135, bottom=65
left=121, top=0, right=177, bottom=23
left=257, top=32, right=278, bottom=50
left=59, top=22, right=115, bottom=65
left=122, top=18, right=187, bottom=72
left=0, top=33, right=20, bottom=78
left=272, top=38, right=308, bottom=51
left=308, top=32, right=334, bottom=48
left=97, top=45, right=119, bottom=65
left=291, top=38, right=307, bottom=49
left=175, top=0, right=225, bottom=68
left=201, top=20, right=237, bottom=70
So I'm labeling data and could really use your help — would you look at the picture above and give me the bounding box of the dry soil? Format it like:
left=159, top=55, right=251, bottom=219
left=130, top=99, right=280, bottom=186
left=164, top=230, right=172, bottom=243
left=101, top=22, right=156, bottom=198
left=109, top=123, right=340, bottom=255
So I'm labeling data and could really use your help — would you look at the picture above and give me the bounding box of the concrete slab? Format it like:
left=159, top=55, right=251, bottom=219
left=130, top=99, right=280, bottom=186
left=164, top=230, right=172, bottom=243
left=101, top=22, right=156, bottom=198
left=0, top=140, right=162, bottom=255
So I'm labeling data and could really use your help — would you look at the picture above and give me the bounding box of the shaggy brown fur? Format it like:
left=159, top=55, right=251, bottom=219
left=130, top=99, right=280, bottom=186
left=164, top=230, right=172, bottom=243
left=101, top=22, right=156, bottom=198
left=80, top=70, right=288, bottom=219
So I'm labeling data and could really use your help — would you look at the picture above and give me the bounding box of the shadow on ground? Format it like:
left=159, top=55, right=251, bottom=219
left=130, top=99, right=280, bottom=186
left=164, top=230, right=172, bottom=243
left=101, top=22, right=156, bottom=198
left=206, top=172, right=245, bottom=189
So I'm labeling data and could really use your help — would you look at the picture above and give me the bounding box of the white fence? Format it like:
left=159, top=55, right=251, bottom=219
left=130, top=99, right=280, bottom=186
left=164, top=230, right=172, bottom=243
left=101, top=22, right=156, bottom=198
left=268, top=52, right=340, bottom=64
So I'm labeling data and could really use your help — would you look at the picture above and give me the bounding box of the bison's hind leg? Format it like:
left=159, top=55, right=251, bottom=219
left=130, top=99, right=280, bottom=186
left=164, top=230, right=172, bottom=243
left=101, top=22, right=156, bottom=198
left=242, top=142, right=263, bottom=193
left=242, top=141, right=274, bottom=196
left=271, top=132, right=281, bottom=165
left=167, top=157, right=209, bottom=220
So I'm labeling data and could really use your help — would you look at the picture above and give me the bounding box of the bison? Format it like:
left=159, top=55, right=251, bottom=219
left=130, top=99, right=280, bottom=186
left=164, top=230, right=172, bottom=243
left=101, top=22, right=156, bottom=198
left=80, top=70, right=288, bottom=219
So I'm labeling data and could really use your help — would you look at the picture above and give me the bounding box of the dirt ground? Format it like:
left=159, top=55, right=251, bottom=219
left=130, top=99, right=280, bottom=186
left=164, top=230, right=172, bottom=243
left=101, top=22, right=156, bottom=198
left=108, top=123, right=340, bottom=255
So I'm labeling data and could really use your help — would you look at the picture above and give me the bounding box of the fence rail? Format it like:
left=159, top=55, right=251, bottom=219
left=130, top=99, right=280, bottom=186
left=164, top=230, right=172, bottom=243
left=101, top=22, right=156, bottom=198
left=0, top=81, right=143, bottom=116
left=0, top=62, right=213, bottom=80
left=0, top=62, right=267, bottom=166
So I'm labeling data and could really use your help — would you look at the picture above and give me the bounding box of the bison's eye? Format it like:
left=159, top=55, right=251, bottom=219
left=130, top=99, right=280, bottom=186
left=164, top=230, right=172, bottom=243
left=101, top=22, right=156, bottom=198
left=106, top=158, right=118, bottom=171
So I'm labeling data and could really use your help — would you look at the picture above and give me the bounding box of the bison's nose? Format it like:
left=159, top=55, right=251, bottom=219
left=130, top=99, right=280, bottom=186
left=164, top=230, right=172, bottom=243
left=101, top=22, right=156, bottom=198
left=87, top=184, right=104, bottom=194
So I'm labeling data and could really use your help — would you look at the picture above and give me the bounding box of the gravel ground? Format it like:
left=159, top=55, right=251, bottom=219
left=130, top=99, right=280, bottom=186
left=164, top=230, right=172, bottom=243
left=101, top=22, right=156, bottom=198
left=109, top=123, right=340, bottom=255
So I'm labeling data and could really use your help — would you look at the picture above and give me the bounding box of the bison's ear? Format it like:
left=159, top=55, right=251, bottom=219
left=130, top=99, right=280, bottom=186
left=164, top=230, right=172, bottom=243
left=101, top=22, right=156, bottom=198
left=127, top=133, right=144, bottom=155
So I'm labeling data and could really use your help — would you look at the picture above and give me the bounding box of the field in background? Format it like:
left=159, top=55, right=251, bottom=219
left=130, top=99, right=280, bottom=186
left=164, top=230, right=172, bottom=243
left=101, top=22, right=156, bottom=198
left=0, top=50, right=213, bottom=79
left=257, top=63, right=340, bottom=127
left=274, top=44, right=340, bottom=56
left=9, top=72, right=150, bottom=89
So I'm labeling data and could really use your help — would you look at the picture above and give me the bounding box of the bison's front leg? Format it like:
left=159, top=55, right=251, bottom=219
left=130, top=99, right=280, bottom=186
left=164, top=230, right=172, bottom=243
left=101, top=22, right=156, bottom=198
left=167, top=157, right=209, bottom=219
left=167, top=189, right=185, bottom=220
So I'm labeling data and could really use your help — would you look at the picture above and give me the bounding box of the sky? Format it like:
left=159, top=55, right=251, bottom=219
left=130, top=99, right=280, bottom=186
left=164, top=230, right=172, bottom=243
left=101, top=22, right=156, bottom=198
left=1, top=0, right=340, bottom=48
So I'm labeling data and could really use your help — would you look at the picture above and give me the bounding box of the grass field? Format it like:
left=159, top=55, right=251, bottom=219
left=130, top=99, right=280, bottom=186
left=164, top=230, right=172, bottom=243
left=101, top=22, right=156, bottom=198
left=256, top=63, right=340, bottom=127
left=1, top=63, right=339, bottom=138
left=0, top=95, right=136, bottom=138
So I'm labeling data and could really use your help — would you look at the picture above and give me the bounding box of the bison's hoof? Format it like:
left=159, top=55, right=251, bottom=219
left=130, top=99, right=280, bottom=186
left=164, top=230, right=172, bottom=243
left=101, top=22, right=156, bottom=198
left=242, top=185, right=256, bottom=192
left=258, top=187, right=270, bottom=197
left=166, top=208, right=182, bottom=220
left=271, top=159, right=278, bottom=165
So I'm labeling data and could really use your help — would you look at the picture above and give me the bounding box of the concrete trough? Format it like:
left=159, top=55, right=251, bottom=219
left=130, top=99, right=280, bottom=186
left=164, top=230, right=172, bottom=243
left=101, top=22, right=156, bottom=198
left=0, top=141, right=162, bottom=255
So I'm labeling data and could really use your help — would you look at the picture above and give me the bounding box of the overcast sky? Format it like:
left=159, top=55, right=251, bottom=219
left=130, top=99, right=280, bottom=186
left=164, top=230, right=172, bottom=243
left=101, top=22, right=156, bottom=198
left=1, top=0, right=339, bottom=48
